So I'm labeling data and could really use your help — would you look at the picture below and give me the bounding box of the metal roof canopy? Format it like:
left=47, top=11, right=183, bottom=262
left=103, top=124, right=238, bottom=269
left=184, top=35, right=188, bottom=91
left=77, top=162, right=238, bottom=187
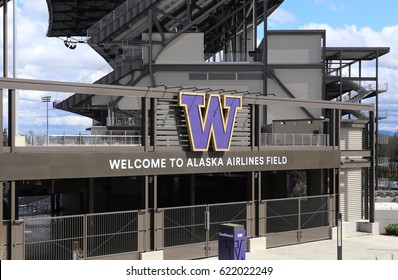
left=325, top=47, right=390, bottom=61
left=46, top=0, right=284, bottom=38
left=45, top=0, right=126, bottom=37
left=0, top=0, right=10, bottom=7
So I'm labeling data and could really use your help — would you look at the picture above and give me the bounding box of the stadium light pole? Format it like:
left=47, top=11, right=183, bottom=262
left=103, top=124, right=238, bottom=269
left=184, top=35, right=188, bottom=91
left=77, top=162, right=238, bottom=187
left=41, top=96, right=51, bottom=145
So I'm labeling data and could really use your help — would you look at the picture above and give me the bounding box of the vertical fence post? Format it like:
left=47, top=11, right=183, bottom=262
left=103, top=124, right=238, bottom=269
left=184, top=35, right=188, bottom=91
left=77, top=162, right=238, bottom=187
left=83, top=215, right=87, bottom=260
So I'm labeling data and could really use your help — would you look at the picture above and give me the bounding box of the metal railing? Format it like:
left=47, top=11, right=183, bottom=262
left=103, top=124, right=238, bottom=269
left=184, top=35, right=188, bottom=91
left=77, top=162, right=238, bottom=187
left=261, top=133, right=328, bottom=147
left=23, top=132, right=329, bottom=147
left=25, top=131, right=142, bottom=146
left=87, top=0, right=141, bottom=38
left=158, top=201, right=250, bottom=248
left=23, top=209, right=141, bottom=260
left=24, top=215, right=85, bottom=260
left=86, top=211, right=139, bottom=258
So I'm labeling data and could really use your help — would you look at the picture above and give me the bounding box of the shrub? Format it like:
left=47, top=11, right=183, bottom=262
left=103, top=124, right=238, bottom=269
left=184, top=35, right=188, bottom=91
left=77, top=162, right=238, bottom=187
left=385, top=224, right=398, bottom=236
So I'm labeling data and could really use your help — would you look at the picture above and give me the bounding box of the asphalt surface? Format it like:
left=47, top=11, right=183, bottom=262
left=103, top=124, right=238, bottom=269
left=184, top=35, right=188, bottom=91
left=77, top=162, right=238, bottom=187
left=245, top=234, right=398, bottom=260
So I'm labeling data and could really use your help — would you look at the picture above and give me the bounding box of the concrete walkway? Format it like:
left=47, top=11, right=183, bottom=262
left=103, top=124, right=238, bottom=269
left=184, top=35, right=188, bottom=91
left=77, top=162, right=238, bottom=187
left=246, top=235, right=398, bottom=260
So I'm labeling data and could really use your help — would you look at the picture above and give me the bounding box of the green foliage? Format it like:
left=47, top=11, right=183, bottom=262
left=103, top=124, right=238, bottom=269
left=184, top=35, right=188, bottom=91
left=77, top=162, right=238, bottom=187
left=385, top=224, right=398, bottom=236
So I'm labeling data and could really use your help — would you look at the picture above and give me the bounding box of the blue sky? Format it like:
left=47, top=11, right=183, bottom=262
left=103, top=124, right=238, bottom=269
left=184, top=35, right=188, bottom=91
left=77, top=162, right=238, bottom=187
left=270, top=0, right=398, bottom=30
left=1, top=0, right=398, bottom=134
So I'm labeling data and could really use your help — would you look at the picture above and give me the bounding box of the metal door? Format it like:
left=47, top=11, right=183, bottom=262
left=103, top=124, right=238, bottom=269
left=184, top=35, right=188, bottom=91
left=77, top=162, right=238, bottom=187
left=157, top=201, right=251, bottom=259
left=260, top=195, right=332, bottom=248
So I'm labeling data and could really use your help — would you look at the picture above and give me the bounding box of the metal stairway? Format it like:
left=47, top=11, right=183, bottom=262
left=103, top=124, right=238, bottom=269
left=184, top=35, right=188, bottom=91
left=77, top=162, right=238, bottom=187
left=332, top=80, right=388, bottom=120
left=54, top=0, right=285, bottom=120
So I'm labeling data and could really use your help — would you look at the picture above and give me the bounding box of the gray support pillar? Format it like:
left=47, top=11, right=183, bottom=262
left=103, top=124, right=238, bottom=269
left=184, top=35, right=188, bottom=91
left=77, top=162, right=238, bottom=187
left=243, top=0, right=247, bottom=61
left=153, top=175, right=159, bottom=250
left=335, top=110, right=341, bottom=221
left=151, top=98, right=157, bottom=151
left=3, top=0, right=8, bottom=78
left=250, top=104, right=256, bottom=150
left=8, top=89, right=16, bottom=150
left=186, top=0, right=191, bottom=23
left=262, top=0, right=268, bottom=127
left=51, top=180, right=56, bottom=216
left=321, top=32, right=326, bottom=100
left=252, top=0, right=257, bottom=52
left=369, top=111, right=376, bottom=222
left=143, top=175, right=150, bottom=251
left=364, top=123, right=370, bottom=220
left=250, top=172, right=256, bottom=236
left=375, top=51, right=379, bottom=191
left=88, top=178, right=95, bottom=213
left=142, top=97, right=149, bottom=151
left=257, top=171, right=263, bottom=236
left=10, top=181, right=16, bottom=259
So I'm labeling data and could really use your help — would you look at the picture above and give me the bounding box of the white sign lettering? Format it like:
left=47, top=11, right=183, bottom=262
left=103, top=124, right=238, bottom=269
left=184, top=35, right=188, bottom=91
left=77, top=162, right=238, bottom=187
left=109, top=156, right=288, bottom=170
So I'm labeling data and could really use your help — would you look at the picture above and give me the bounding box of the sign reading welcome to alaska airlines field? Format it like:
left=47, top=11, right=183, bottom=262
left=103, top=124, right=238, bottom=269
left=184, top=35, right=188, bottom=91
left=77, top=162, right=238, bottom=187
left=108, top=92, right=289, bottom=172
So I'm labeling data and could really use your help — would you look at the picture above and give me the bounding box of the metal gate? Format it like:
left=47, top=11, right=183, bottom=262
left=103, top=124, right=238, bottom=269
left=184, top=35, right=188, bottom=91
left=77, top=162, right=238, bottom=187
left=259, top=195, right=333, bottom=248
left=23, top=210, right=144, bottom=260
left=155, top=201, right=254, bottom=260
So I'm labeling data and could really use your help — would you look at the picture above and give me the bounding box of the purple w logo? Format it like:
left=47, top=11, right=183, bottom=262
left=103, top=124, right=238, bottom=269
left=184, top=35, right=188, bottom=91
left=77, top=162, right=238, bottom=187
left=179, top=92, right=242, bottom=151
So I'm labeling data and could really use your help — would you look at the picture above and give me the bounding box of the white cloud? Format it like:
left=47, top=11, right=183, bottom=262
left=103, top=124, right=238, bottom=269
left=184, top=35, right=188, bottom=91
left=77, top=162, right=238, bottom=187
left=1, top=1, right=106, bottom=134
left=50, top=115, right=92, bottom=127
left=299, top=23, right=398, bottom=132
left=269, top=8, right=296, bottom=25
left=314, top=0, right=345, bottom=13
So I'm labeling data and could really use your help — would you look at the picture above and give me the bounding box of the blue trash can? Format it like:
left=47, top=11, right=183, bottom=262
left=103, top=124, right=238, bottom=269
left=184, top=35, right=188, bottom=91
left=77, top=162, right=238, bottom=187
left=218, top=223, right=246, bottom=260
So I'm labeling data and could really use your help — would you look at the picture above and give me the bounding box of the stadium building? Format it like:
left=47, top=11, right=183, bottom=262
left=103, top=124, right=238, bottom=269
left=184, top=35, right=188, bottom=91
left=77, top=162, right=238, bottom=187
left=0, top=0, right=389, bottom=259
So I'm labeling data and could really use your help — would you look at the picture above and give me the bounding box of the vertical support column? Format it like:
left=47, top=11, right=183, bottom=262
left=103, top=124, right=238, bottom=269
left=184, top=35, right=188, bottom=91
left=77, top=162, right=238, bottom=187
left=10, top=181, right=16, bottom=259
left=151, top=98, right=157, bottom=151
left=88, top=178, right=95, bottom=214
left=252, top=0, right=257, bottom=53
left=250, top=172, right=256, bottom=237
left=335, top=110, right=341, bottom=221
left=8, top=89, right=16, bottom=151
left=321, top=31, right=326, bottom=100
left=262, top=0, right=269, bottom=129
left=257, top=172, right=264, bottom=237
left=138, top=175, right=152, bottom=252
left=256, top=104, right=261, bottom=149
left=3, top=0, right=8, bottom=78
left=364, top=122, right=370, bottom=220
left=375, top=51, right=379, bottom=192
left=142, top=97, right=149, bottom=151
left=369, top=110, right=376, bottom=222
left=250, top=104, right=256, bottom=150
left=0, top=0, right=7, bottom=250
left=51, top=180, right=56, bottom=216
left=153, top=176, right=161, bottom=250
left=243, top=0, right=247, bottom=61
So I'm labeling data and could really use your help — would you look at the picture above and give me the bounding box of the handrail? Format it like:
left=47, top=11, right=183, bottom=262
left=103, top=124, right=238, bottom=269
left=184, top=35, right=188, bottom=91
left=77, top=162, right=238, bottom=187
left=261, top=133, right=328, bottom=147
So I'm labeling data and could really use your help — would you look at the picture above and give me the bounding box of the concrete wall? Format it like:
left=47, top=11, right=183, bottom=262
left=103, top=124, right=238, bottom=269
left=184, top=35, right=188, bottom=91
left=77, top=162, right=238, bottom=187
left=375, top=203, right=398, bottom=234
left=155, top=33, right=204, bottom=63
left=268, top=34, right=322, bottom=63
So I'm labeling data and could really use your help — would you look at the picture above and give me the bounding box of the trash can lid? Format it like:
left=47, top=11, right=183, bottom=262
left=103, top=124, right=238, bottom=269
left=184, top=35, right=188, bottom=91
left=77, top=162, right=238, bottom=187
left=219, top=223, right=245, bottom=230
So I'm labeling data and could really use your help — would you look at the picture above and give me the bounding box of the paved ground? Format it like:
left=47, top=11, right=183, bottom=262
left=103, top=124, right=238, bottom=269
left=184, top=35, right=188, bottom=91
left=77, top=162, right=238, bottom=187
left=245, top=234, right=398, bottom=260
